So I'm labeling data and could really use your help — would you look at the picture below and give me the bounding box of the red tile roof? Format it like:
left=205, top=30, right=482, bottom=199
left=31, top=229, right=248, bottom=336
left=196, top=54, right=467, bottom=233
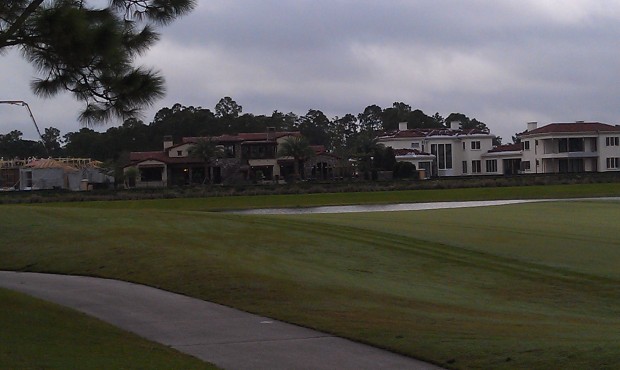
left=310, top=145, right=326, bottom=154
left=128, top=151, right=203, bottom=165
left=183, top=131, right=301, bottom=144
left=488, top=143, right=522, bottom=153
left=393, top=148, right=432, bottom=156
left=306, top=145, right=341, bottom=159
left=521, top=122, right=620, bottom=136
left=380, top=127, right=490, bottom=139
left=128, top=131, right=303, bottom=167
left=390, top=130, right=427, bottom=138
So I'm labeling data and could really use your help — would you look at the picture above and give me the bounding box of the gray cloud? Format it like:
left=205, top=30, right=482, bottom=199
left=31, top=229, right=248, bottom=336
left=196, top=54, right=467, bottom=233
left=3, top=0, right=620, bottom=143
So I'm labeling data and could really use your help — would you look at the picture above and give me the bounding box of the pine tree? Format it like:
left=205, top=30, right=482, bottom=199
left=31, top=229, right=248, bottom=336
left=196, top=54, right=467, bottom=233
left=0, top=0, right=195, bottom=125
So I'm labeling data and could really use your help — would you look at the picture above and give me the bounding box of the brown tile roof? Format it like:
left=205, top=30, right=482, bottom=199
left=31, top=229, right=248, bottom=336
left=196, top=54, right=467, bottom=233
left=521, top=122, right=620, bottom=136
left=488, top=143, right=522, bottom=153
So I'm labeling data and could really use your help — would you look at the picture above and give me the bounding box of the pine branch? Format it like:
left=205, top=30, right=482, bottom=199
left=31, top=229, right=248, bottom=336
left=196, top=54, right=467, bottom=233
left=0, top=0, right=44, bottom=48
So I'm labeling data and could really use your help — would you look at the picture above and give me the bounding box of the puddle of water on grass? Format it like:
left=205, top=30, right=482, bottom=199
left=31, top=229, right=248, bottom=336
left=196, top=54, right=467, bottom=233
left=230, top=199, right=547, bottom=215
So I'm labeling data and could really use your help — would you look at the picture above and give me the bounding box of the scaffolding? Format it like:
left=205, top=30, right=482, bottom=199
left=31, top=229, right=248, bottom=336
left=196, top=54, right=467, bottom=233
left=0, top=158, right=28, bottom=168
left=0, top=157, right=102, bottom=169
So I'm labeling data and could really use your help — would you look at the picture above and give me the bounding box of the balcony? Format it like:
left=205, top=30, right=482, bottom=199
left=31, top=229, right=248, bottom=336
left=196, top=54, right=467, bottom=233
left=540, top=137, right=598, bottom=159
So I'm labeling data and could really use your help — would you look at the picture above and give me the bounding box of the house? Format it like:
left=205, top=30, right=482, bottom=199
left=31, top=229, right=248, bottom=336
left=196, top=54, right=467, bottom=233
left=518, top=121, right=620, bottom=174
left=125, top=130, right=303, bottom=187
left=18, top=158, right=112, bottom=191
left=304, top=146, right=348, bottom=180
left=481, top=143, right=523, bottom=175
left=377, top=121, right=496, bottom=177
left=392, top=149, right=434, bottom=178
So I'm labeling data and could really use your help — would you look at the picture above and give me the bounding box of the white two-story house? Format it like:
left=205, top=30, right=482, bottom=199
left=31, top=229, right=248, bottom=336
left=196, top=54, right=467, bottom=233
left=518, top=121, right=620, bottom=174
left=378, top=121, right=496, bottom=177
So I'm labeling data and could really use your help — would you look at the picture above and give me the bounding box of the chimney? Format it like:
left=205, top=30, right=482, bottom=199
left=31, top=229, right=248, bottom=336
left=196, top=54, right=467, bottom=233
left=527, top=122, right=538, bottom=132
left=163, top=135, right=174, bottom=150
left=398, top=122, right=408, bottom=131
left=266, top=127, right=276, bottom=141
left=450, top=120, right=461, bottom=130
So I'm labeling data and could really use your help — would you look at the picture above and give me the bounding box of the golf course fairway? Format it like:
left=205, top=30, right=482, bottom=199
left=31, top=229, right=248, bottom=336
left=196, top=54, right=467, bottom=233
left=1, top=194, right=619, bottom=369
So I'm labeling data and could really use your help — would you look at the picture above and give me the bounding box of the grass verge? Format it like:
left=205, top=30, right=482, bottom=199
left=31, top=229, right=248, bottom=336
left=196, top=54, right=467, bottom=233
left=38, top=182, right=620, bottom=211
left=0, top=288, right=217, bottom=369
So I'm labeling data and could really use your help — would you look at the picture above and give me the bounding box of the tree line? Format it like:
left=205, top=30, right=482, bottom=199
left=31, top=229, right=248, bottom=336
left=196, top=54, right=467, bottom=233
left=1, top=97, right=498, bottom=164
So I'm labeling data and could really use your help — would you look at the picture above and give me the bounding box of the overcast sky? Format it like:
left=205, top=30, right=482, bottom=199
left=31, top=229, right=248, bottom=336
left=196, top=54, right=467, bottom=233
left=2, top=0, right=620, bottom=142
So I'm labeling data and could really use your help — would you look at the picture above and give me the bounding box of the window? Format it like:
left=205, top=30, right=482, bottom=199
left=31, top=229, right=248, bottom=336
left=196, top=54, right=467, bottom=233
left=140, top=167, right=163, bottom=182
left=559, top=159, right=584, bottom=173
left=431, top=143, right=453, bottom=170
left=177, top=150, right=183, bottom=156
left=411, top=142, right=420, bottom=149
left=559, top=139, right=568, bottom=152
left=462, top=142, right=466, bottom=150
left=224, top=144, right=235, bottom=158
left=472, top=160, right=481, bottom=173
left=462, top=161, right=468, bottom=174
left=558, top=138, right=584, bottom=153
left=607, top=157, right=619, bottom=169
left=471, top=141, right=481, bottom=150
left=523, top=141, right=530, bottom=150
left=521, top=161, right=531, bottom=171
left=486, top=160, right=497, bottom=173
left=606, top=137, right=620, bottom=146
left=569, top=138, right=584, bottom=152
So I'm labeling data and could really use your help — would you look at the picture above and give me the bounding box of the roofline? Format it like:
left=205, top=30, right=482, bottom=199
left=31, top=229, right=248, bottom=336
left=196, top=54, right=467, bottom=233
left=482, top=151, right=522, bottom=158
left=518, top=122, right=620, bottom=137
left=379, top=133, right=495, bottom=140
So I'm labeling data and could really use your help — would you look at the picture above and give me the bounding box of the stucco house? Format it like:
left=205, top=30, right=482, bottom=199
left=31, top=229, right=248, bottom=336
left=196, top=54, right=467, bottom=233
left=377, top=121, right=496, bottom=177
left=125, top=130, right=304, bottom=187
left=518, top=121, right=620, bottom=174
left=304, top=146, right=348, bottom=180
left=481, top=143, right=523, bottom=175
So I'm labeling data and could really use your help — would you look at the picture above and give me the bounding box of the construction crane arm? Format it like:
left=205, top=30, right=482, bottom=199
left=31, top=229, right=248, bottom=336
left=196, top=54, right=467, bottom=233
left=0, top=100, right=49, bottom=156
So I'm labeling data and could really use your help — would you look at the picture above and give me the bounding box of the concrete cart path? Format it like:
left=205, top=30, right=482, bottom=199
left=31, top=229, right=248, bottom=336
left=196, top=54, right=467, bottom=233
left=0, top=271, right=444, bottom=370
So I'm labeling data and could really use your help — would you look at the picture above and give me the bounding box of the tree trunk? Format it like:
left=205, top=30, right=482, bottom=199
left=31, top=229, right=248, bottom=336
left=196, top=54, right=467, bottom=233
left=293, top=158, right=300, bottom=180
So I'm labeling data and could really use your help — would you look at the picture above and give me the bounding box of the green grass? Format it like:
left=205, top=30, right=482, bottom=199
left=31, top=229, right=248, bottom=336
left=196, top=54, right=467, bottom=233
left=1, top=187, right=620, bottom=369
left=38, top=182, right=620, bottom=211
left=0, top=288, right=217, bottom=369
left=302, top=199, right=620, bottom=279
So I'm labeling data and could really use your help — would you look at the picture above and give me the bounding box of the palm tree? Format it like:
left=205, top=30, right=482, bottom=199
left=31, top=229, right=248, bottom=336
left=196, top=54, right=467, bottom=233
left=189, top=138, right=224, bottom=184
left=278, top=136, right=314, bottom=181
left=350, top=132, right=384, bottom=180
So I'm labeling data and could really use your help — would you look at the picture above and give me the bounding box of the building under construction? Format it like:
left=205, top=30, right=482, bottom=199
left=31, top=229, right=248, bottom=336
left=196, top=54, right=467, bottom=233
left=0, top=158, right=113, bottom=191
